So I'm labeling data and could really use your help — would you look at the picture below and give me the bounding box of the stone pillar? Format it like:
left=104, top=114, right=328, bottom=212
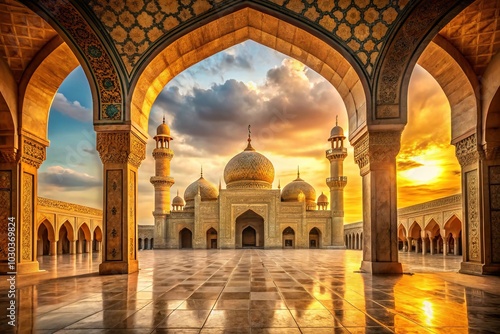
left=415, top=239, right=420, bottom=253
left=70, top=240, right=76, bottom=254
left=353, top=131, right=402, bottom=274
left=429, top=237, right=435, bottom=255
left=407, top=237, right=413, bottom=252
left=96, top=130, right=146, bottom=275
left=421, top=232, right=427, bottom=255
left=49, top=241, right=57, bottom=256
left=454, top=236, right=459, bottom=256
left=76, top=240, right=82, bottom=254
left=443, top=237, right=448, bottom=256
left=454, top=134, right=500, bottom=274
left=0, top=134, right=48, bottom=274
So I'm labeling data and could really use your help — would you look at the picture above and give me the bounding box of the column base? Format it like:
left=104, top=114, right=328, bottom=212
left=99, top=260, right=138, bottom=275
left=460, top=261, right=500, bottom=275
left=360, top=261, right=403, bottom=274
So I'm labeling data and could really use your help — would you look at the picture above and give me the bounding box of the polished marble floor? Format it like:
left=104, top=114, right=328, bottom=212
left=1, top=250, right=500, bottom=333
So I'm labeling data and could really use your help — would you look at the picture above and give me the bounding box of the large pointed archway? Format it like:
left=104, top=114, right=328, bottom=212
left=235, top=210, right=264, bottom=248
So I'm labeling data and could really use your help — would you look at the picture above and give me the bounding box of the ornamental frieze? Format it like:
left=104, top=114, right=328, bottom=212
left=96, top=132, right=146, bottom=167
left=455, top=134, right=479, bottom=167
left=353, top=131, right=401, bottom=173
left=38, top=197, right=103, bottom=217
left=21, top=137, right=46, bottom=169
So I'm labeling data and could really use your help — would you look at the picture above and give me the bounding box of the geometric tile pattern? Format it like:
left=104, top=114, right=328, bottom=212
left=439, top=0, right=500, bottom=75
left=3, top=250, right=500, bottom=332
left=87, top=0, right=409, bottom=75
left=0, top=0, right=57, bottom=82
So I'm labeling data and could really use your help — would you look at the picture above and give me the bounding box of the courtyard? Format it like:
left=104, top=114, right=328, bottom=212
left=1, top=250, right=499, bottom=333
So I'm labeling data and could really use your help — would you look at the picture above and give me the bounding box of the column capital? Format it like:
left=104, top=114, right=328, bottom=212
left=20, top=134, right=48, bottom=169
left=455, top=133, right=480, bottom=167
left=353, top=131, right=401, bottom=175
left=96, top=130, right=146, bottom=168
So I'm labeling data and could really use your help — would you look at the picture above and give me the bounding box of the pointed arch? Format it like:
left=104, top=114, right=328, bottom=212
left=130, top=7, right=368, bottom=138
left=398, top=224, right=407, bottom=241
left=37, top=219, right=55, bottom=242
left=59, top=220, right=75, bottom=241
left=235, top=209, right=264, bottom=248
left=179, top=228, right=192, bottom=249
left=282, top=226, right=295, bottom=249
left=93, top=226, right=102, bottom=242
left=408, top=221, right=422, bottom=239
left=207, top=227, right=217, bottom=249
left=77, top=222, right=92, bottom=241
left=309, top=227, right=321, bottom=249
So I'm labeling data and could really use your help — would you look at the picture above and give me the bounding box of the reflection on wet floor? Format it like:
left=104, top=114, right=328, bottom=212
left=1, top=249, right=499, bottom=333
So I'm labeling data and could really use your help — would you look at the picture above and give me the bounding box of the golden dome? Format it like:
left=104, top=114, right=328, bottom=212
left=281, top=175, right=316, bottom=203
left=172, top=190, right=185, bottom=206
left=156, top=116, right=171, bottom=136
left=317, top=192, right=328, bottom=204
left=224, top=142, right=274, bottom=189
left=183, top=176, right=218, bottom=209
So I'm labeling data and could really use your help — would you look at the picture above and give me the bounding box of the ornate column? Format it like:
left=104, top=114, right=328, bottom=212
left=455, top=134, right=500, bottom=274
left=353, top=131, right=403, bottom=274
left=96, top=129, right=146, bottom=275
left=454, top=236, right=459, bottom=256
left=0, top=133, right=47, bottom=274
left=407, top=237, right=413, bottom=252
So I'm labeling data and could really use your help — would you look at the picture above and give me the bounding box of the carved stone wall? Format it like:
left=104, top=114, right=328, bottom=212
left=22, top=172, right=33, bottom=261
left=106, top=170, right=122, bottom=261
left=21, top=137, right=46, bottom=169
left=38, top=197, right=102, bottom=216
left=129, top=170, right=136, bottom=259
left=466, top=171, right=480, bottom=261
left=490, top=166, right=500, bottom=263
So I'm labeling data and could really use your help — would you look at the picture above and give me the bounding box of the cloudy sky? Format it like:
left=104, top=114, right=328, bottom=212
left=39, top=40, right=461, bottom=225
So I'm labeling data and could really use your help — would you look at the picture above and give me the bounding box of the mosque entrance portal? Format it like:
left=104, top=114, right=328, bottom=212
left=235, top=210, right=264, bottom=248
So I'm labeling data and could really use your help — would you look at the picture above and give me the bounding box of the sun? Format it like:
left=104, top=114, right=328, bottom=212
left=400, top=165, right=443, bottom=184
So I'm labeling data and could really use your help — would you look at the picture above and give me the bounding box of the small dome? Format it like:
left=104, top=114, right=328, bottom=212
left=281, top=176, right=316, bottom=203
left=330, top=125, right=344, bottom=138
left=224, top=143, right=274, bottom=189
left=317, top=192, right=328, bottom=204
left=183, top=176, right=218, bottom=209
left=172, top=191, right=185, bottom=206
left=157, top=122, right=171, bottom=136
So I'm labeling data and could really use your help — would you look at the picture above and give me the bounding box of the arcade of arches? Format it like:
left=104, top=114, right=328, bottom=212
left=1, top=0, right=500, bottom=276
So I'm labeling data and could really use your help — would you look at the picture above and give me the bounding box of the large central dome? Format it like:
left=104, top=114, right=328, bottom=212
left=224, top=138, right=274, bottom=189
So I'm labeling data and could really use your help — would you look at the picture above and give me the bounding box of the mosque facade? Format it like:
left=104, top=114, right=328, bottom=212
left=150, top=122, right=347, bottom=249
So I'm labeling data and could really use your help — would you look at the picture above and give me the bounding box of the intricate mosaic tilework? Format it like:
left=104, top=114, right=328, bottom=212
left=37, top=0, right=123, bottom=121
left=87, top=0, right=409, bottom=75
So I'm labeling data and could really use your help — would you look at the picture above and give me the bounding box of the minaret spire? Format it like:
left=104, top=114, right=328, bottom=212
left=245, top=124, right=255, bottom=151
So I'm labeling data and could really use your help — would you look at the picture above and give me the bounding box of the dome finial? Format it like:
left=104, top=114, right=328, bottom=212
left=163, top=115, right=166, bottom=124
left=278, top=179, right=281, bottom=189
left=245, top=124, right=255, bottom=151
left=200, top=165, right=203, bottom=178
left=297, top=165, right=300, bottom=179
left=336, top=115, right=338, bottom=126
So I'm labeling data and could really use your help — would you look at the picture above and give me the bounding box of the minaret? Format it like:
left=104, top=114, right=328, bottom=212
left=326, top=116, right=347, bottom=248
left=150, top=117, right=175, bottom=248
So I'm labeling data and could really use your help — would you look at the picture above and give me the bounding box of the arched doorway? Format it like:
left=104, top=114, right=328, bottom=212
left=309, top=228, right=321, bottom=248
left=180, top=228, right=192, bottom=249
left=444, top=215, right=462, bottom=256
left=144, top=238, right=149, bottom=250
left=235, top=210, right=264, bottom=248
left=58, top=221, right=74, bottom=255
left=207, top=228, right=217, bottom=249
left=37, top=223, right=50, bottom=256
left=282, top=227, right=295, bottom=249
left=398, top=224, right=407, bottom=251
left=93, top=226, right=102, bottom=252
left=138, top=238, right=143, bottom=250
left=77, top=223, right=91, bottom=254
left=425, top=219, right=441, bottom=255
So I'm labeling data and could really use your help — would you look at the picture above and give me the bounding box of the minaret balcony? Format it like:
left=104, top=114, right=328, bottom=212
left=326, top=148, right=347, bottom=160
left=327, top=176, right=347, bottom=189
left=150, top=176, right=175, bottom=187
left=152, top=148, right=174, bottom=159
